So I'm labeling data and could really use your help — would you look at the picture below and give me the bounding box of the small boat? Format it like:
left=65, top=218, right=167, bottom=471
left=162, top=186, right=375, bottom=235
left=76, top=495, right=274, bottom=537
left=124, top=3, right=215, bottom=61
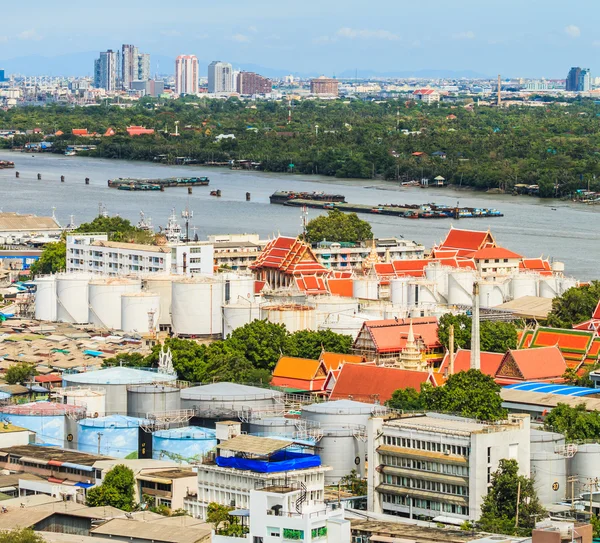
left=64, top=150, right=77, bottom=156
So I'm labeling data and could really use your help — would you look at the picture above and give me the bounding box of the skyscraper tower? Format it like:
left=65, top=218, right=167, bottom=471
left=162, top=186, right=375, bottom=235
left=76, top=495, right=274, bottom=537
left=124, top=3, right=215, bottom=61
left=121, top=44, right=138, bottom=89
left=94, top=50, right=120, bottom=91
left=208, top=61, right=234, bottom=93
left=175, top=55, right=199, bottom=95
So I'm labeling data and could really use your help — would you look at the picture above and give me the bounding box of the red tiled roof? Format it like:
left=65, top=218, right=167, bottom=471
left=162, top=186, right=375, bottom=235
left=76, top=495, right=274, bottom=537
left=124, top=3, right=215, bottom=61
left=438, top=228, right=496, bottom=256
left=329, top=364, right=436, bottom=403
left=429, top=249, right=459, bottom=259
left=438, top=349, right=503, bottom=377
left=413, top=89, right=435, bottom=95
left=251, top=236, right=328, bottom=276
left=357, top=318, right=441, bottom=353
left=34, top=374, right=63, bottom=383
left=319, top=352, right=365, bottom=371
left=392, top=259, right=430, bottom=277
left=519, top=258, right=552, bottom=276
left=126, top=126, right=155, bottom=136
left=594, top=300, right=600, bottom=320
left=295, top=276, right=329, bottom=294
left=496, top=346, right=566, bottom=383
left=468, top=247, right=522, bottom=260
left=72, top=129, right=89, bottom=136
left=327, top=278, right=354, bottom=297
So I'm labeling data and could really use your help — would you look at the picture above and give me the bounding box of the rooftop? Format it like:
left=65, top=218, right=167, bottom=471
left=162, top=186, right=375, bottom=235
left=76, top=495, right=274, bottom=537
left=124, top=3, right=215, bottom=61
left=91, top=240, right=170, bottom=253
left=64, top=366, right=177, bottom=385
left=218, top=434, right=293, bottom=456
left=384, top=412, right=522, bottom=435
left=91, top=518, right=211, bottom=543
left=0, top=444, right=111, bottom=466
left=0, top=212, right=61, bottom=232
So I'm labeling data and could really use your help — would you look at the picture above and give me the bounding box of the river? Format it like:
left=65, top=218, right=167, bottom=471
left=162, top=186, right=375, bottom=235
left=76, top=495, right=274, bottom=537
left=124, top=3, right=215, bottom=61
left=1, top=150, right=599, bottom=280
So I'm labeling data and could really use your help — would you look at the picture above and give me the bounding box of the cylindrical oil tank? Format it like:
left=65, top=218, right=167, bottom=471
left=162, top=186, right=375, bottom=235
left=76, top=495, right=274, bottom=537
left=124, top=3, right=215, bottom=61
left=313, top=296, right=359, bottom=329
left=352, top=278, right=379, bottom=301
left=390, top=277, right=411, bottom=306
left=54, top=387, right=107, bottom=418
left=479, top=281, right=506, bottom=308
left=260, top=304, right=316, bottom=333
left=34, top=275, right=57, bottom=321
left=143, top=275, right=176, bottom=326
left=89, top=278, right=141, bottom=330
left=560, top=277, right=577, bottom=295
left=416, top=281, right=438, bottom=307
left=318, top=312, right=369, bottom=340
left=539, top=276, right=559, bottom=299
left=447, top=270, right=475, bottom=306
left=571, top=444, right=600, bottom=488
left=171, top=277, right=224, bottom=337
left=301, top=400, right=387, bottom=427
left=530, top=429, right=567, bottom=504
left=221, top=273, right=256, bottom=304
left=318, top=431, right=367, bottom=484
left=152, top=426, right=217, bottom=463
left=121, top=292, right=160, bottom=333
left=180, top=383, right=283, bottom=419
left=222, top=302, right=262, bottom=339
left=127, top=384, right=181, bottom=418
left=0, top=402, right=85, bottom=447
left=62, top=367, right=177, bottom=416
left=510, top=273, right=539, bottom=299
left=407, top=281, right=419, bottom=307
left=551, top=261, right=565, bottom=274
left=57, top=274, right=91, bottom=324
left=425, top=263, right=449, bottom=300
left=248, top=417, right=299, bottom=437
left=78, top=415, right=145, bottom=458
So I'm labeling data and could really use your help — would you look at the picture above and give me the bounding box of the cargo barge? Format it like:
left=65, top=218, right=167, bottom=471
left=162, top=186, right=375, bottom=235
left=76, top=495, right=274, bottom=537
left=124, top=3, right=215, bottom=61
left=108, top=176, right=209, bottom=189
left=0, top=160, right=15, bottom=169
left=275, top=197, right=503, bottom=219
left=269, top=190, right=346, bottom=204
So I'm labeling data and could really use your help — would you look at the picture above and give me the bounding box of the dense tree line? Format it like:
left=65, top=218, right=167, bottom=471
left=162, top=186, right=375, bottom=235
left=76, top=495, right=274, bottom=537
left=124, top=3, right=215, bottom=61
left=546, top=281, right=600, bottom=328
left=3, top=97, right=600, bottom=196
left=103, top=320, right=353, bottom=383
left=437, top=313, right=519, bottom=353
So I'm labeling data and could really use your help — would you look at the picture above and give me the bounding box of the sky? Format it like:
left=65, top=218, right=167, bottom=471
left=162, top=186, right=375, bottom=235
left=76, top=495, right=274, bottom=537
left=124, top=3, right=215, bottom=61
left=0, top=0, right=598, bottom=78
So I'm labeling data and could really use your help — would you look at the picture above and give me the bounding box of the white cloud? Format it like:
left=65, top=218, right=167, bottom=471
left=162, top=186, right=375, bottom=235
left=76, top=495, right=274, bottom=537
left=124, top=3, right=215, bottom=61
left=160, top=30, right=182, bottom=37
left=231, top=33, right=251, bottom=43
left=593, top=40, right=600, bottom=47
left=336, top=27, right=400, bottom=41
left=565, top=25, right=581, bottom=38
left=18, top=29, right=43, bottom=41
left=248, top=26, right=258, bottom=33
left=452, top=31, right=476, bottom=40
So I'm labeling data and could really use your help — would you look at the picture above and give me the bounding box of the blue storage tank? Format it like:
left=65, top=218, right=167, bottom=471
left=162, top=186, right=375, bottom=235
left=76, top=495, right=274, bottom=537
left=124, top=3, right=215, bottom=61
left=78, top=415, right=145, bottom=458
left=152, top=426, right=217, bottom=464
left=0, top=402, right=85, bottom=446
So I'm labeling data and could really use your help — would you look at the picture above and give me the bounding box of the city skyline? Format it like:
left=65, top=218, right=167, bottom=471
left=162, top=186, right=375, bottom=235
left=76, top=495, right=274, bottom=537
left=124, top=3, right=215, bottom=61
left=0, top=0, right=599, bottom=78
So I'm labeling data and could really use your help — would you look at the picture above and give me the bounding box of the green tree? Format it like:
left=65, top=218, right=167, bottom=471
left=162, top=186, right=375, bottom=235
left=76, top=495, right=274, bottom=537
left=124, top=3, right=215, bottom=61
left=339, top=469, right=367, bottom=496
left=304, top=209, right=373, bottom=244
left=76, top=216, right=156, bottom=244
left=4, top=362, right=37, bottom=385
left=86, top=464, right=136, bottom=511
left=547, top=282, right=600, bottom=328
left=437, top=313, right=518, bottom=353
left=478, top=459, right=545, bottom=536
left=103, top=353, right=149, bottom=368
left=437, top=313, right=471, bottom=350
left=289, top=329, right=353, bottom=360
left=543, top=403, right=600, bottom=441
left=29, top=241, right=66, bottom=276
left=146, top=338, right=209, bottom=382
left=207, top=502, right=235, bottom=534
left=424, top=370, right=507, bottom=421
left=0, top=528, right=45, bottom=543
left=385, top=386, right=425, bottom=411
left=228, top=320, right=292, bottom=370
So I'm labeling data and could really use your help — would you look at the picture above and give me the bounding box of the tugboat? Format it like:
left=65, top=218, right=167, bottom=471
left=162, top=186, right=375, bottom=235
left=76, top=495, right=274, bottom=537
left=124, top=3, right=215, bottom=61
left=159, top=209, right=184, bottom=243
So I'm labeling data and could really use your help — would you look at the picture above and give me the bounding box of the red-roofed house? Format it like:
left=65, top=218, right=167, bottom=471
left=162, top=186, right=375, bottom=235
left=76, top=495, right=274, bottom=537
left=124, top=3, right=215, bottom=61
left=328, top=363, right=438, bottom=403
left=327, top=278, right=354, bottom=297
left=72, top=129, right=91, bottom=137
left=352, top=317, right=444, bottom=368
left=438, top=349, right=504, bottom=378
left=271, top=356, right=327, bottom=392
left=34, top=374, right=63, bottom=390
left=436, top=227, right=496, bottom=258
left=494, top=346, right=567, bottom=385
left=250, top=236, right=329, bottom=289
left=126, top=126, right=155, bottom=136
left=467, top=246, right=522, bottom=279
left=319, top=352, right=365, bottom=371
left=412, top=89, right=440, bottom=104
left=519, top=258, right=553, bottom=276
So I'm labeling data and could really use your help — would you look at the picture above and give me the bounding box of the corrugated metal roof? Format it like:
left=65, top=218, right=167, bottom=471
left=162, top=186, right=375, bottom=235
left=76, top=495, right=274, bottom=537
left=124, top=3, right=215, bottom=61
left=181, top=382, right=282, bottom=400
left=302, top=399, right=384, bottom=414
left=504, top=382, right=600, bottom=396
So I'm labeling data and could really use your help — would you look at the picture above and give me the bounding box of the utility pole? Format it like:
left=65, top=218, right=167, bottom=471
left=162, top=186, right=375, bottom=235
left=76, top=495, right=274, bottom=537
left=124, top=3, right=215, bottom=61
left=449, top=324, right=455, bottom=376
left=97, top=432, right=103, bottom=455
left=514, top=480, right=521, bottom=529
left=568, top=476, right=578, bottom=508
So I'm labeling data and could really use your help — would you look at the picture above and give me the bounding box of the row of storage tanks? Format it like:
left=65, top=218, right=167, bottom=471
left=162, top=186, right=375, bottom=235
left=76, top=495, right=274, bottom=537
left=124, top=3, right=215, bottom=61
left=355, top=263, right=577, bottom=308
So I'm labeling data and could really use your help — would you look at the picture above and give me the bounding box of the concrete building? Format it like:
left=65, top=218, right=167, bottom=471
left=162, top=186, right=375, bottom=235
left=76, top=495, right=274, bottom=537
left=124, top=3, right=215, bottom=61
left=310, top=76, right=339, bottom=96
left=0, top=212, right=62, bottom=244
left=210, top=233, right=268, bottom=271
left=367, top=412, right=531, bottom=523
left=94, top=50, right=120, bottom=91
left=208, top=61, right=234, bottom=93
left=412, top=89, right=441, bottom=104
left=130, top=80, right=165, bottom=97
left=237, top=71, right=272, bottom=95
left=566, top=67, right=591, bottom=92
left=66, top=234, right=214, bottom=277
left=0, top=423, right=34, bottom=447
left=175, top=55, right=199, bottom=95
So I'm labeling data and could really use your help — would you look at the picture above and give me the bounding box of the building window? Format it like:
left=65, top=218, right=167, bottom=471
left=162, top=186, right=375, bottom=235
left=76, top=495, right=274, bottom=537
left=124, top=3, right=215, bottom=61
left=268, top=528, right=281, bottom=537
left=283, top=529, right=304, bottom=540
left=312, top=527, right=327, bottom=539
left=487, top=447, right=491, bottom=464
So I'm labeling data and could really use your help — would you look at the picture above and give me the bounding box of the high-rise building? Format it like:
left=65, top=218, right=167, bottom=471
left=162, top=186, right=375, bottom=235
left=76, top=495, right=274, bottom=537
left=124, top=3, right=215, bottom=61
left=237, top=71, right=272, bottom=95
left=310, top=76, right=339, bottom=96
left=121, top=45, right=151, bottom=89
left=208, top=61, right=234, bottom=93
left=0, top=70, right=5, bottom=82
left=566, top=67, right=591, bottom=92
left=94, top=50, right=120, bottom=91
left=175, top=55, right=199, bottom=95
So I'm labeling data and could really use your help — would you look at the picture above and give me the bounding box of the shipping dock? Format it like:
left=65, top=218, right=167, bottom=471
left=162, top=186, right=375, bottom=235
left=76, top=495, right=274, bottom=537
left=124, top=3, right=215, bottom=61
left=269, top=190, right=346, bottom=204
left=272, top=195, right=503, bottom=219
left=108, top=176, right=210, bottom=190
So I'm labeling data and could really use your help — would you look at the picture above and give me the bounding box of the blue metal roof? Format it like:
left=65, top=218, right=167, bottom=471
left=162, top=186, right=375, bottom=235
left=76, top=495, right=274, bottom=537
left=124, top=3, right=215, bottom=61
left=504, top=382, right=600, bottom=397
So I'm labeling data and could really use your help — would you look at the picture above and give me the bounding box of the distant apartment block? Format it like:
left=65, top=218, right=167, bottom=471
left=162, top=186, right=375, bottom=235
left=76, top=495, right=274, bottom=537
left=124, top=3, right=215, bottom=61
left=122, top=45, right=151, bottom=89
left=310, top=76, right=339, bottom=96
left=208, top=61, right=234, bottom=93
left=94, top=50, right=120, bottom=91
left=412, top=88, right=441, bottom=104
left=566, top=67, right=591, bottom=92
left=175, top=55, right=199, bottom=95
left=130, top=80, right=165, bottom=97
left=237, top=71, right=272, bottom=95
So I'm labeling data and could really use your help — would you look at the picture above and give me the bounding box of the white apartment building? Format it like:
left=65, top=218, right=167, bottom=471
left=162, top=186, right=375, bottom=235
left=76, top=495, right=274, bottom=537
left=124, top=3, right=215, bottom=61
left=209, top=234, right=268, bottom=272
left=175, top=55, right=199, bottom=95
left=367, top=412, right=530, bottom=523
left=66, top=234, right=214, bottom=277
left=208, top=61, right=234, bottom=93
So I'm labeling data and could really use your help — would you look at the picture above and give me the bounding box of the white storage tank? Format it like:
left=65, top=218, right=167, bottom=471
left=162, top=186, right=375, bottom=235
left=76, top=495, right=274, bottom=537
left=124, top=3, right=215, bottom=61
left=318, top=312, right=369, bottom=340
left=416, top=281, right=438, bottom=307
left=121, top=292, right=160, bottom=334
left=221, top=273, right=256, bottom=304
left=57, top=274, right=91, bottom=324
left=479, top=281, right=506, bottom=308
left=352, top=278, right=379, bottom=301
left=260, top=304, right=316, bottom=333
left=152, top=426, right=217, bottom=463
left=143, top=275, right=176, bottom=327
left=34, top=275, right=57, bottom=322
left=425, top=263, right=450, bottom=300
left=171, top=277, right=224, bottom=337
left=248, top=416, right=299, bottom=437
left=127, top=383, right=181, bottom=418
left=222, top=301, right=262, bottom=339
left=447, top=270, right=475, bottom=306
left=530, top=429, right=567, bottom=504
left=571, top=443, right=600, bottom=490
left=62, top=366, right=177, bottom=416
left=560, top=277, right=577, bottom=294
left=54, top=387, right=107, bottom=418
left=78, top=415, right=145, bottom=458
left=539, top=276, right=560, bottom=299
left=390, top=277, right=411, bottom=307
left=312, top=296, right=359, bottom=325
left=511, top=273, right=539, bottom=299
left=89, top=278, right=141, bottom=330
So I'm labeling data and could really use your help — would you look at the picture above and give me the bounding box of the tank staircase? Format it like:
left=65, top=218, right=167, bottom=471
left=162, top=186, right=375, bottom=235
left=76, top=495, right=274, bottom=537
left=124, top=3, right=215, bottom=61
left=139, top=409, right=195, bottom=432
left=293, top=419, right=323, bottom=442
left=295, top=482, right=307, bottom=514
left=555, top=443, right=578, bottom=458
